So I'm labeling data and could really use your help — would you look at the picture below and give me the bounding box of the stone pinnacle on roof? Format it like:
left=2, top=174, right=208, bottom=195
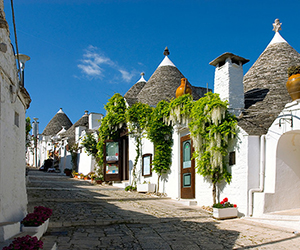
left=273, top=18, right=282, bottom=33
left=138, top=72, right=146, bottom=83
left=268, top=19, right=287, bottom=47
left=158, top=47, right=176, bottom=67
left=164, top=47, right=170, bottom=56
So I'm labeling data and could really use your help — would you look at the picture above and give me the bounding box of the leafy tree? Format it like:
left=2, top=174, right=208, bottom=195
left=25, top=117, right=32, bottom=149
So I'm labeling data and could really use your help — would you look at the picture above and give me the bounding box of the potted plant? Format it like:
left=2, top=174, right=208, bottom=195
left=212, top=197, right=237, bottom=219
left=21, top=206, right=53, bottom=239
left=137, top=181, right=156, bottom=193
left=64, top=168, right=72, bottom=176
left=94, top=176, right=103, bottom=184
left=72, top=171, right=79, bottom=178
left=287, top=65, right=300, bottom=101
left=3, top=235, right=43, bottom=250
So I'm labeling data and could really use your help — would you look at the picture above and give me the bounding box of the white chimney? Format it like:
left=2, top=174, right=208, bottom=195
left=210, top=52, right=249, bottom=117
left=89, top=112, right=103, bottom=130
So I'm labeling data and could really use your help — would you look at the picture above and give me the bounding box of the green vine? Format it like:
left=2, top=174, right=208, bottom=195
left=166, top=92, right=237, bottom=204
left=96, top=93, right=127, bottom=167
left=126, top=102, right=153, bottom=187
left=68, top=143, right=79, bottom=171
left=147, top=100, right=173, bottom=193
left=25, top=117, right=32, bottom=149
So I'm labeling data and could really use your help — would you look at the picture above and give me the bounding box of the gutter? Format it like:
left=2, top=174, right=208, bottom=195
left=248, top=134, right=266, bottom=216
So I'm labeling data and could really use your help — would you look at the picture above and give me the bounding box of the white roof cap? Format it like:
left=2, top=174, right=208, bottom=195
left=57, top=108, right=65, bottom=114
left=158, top=56, right=176, bottom=67
left=137, top=72, right=146, bottom=83
left=267, top=31, right=288, bottom=47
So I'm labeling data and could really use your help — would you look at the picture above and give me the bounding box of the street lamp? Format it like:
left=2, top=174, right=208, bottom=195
left=16, top=54, right=30, bottom=87
left=32, top=117, right=39, bottom=168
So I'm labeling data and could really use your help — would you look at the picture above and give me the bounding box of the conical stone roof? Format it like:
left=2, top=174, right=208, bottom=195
left=124, top=73, right=147, bottom=106
left=61, top=111, right=89, bottom=146
left=42, top=108, right=72, bottom=136
left=239, top=30, right=300, bottom=135
left=136, top=48, right=202, bottom=106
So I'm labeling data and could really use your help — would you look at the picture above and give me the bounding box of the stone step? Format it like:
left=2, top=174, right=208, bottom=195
left=113, top=181, right=129, bottom=188
left=177, top=199, right=198, bottom=206
left=0, top=221, right=20, bottom=242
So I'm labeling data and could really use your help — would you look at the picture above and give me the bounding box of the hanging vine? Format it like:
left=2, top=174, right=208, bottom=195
left=167, top=92, right=237, bottom=204
left=126, top=102, right=153, bottom=187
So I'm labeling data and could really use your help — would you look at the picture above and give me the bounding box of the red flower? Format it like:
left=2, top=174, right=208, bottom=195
left=223, top=197, right=228, bottom=202
left=234, top=204, right=237, bottom=208
left=220, top=201, right=224, bottom=204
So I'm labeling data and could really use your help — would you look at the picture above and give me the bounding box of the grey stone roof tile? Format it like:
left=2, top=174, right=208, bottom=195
left=238, top=42, right=300, bottom=135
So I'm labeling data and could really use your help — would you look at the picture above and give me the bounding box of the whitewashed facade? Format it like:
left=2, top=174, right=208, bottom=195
left=126, top=21, right=300, bottom=219
left=0, top=0, right=31, bottom=231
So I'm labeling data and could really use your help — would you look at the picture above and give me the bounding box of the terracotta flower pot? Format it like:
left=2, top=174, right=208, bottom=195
left=286, top=74, right=300, bottom=101
left=176, top=78, right=192, bottom=98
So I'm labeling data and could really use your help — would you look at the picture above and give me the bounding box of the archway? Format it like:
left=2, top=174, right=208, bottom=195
left=273, top=131, right=300, bottom=211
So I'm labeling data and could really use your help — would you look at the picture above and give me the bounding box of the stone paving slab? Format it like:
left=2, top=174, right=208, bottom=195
left=25, top=169, right=300, bottom=249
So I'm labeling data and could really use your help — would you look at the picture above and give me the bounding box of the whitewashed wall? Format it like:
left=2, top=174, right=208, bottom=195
left=0, top=3, right=29, bottom=223
left=214, top=58, right=244, bottom=117
left=259, top=101, right=300, bottom=213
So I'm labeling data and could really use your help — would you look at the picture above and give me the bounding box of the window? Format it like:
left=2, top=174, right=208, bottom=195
left=183, top=140, right=191, bottom=169
left=142, top=154, right=152, bottom=177
left=106, top=141, right=119, bottom=161
left=14, top=112, right=19, bottom=127
left=229, top=151, right=236, bottom=166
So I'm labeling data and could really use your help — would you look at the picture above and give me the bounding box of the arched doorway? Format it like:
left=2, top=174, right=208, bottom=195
left=273, top=131, right=300, bottom=211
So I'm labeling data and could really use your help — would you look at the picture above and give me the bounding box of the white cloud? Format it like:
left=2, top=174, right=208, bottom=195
left=119, top=69, right=135, bottom=82
left=77, top=45, right=136, bottom=83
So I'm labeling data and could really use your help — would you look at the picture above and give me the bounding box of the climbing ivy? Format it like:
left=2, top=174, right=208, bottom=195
left=126, top=102, right=153, bottom=187
left=96, top=93, right=127, bottom=168
left=147, top=100, right=173, bottom=193
left=167, top=92, right=237, bottom=204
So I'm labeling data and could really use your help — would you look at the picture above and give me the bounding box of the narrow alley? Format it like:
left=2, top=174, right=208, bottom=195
left=27, top=169, right=300, bottom=250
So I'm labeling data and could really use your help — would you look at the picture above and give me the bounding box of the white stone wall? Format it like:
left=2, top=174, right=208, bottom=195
left=0, top=5, right=28, bottom=223
left=214, top=58, right=244, bottom=116
left=260, top=101, right=300, bottom=213
left=89, top=112, right=103, bottom=130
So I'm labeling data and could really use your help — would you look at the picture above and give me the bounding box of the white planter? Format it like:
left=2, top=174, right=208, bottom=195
left=137, top=183, right=156, bottom=193
left=43, top=218, right=50, bottom=233
left=213, top=207, right=238, bottom=219
left=22, top=219, right=50, bottom=239
left=22, top=223, right=44, bottom=240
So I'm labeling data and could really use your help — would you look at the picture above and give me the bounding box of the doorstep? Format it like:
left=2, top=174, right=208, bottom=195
left=177, top=199, right=198, bottom=206
left=113, top=181, right=129, bottom=188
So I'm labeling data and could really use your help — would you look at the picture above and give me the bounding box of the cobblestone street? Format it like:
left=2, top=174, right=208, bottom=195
left=26, top=169, right=300, bottom=249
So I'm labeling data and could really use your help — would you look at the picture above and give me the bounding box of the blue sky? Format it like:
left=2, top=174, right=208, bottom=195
left=3, top=0, right=300, bottom=132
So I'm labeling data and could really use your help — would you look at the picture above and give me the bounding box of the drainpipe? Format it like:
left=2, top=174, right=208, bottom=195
left=248, top=135, right=266, bottom=216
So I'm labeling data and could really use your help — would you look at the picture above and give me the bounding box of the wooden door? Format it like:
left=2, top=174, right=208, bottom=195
left=180, top=134, right=195, bottom=199
left=103, top=136, right=128, bottom=182
left=104, top=140, right=122, bottom=181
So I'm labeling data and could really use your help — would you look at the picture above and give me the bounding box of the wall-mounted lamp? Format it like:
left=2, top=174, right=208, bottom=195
left=16, top=54, right=30, bottom=87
